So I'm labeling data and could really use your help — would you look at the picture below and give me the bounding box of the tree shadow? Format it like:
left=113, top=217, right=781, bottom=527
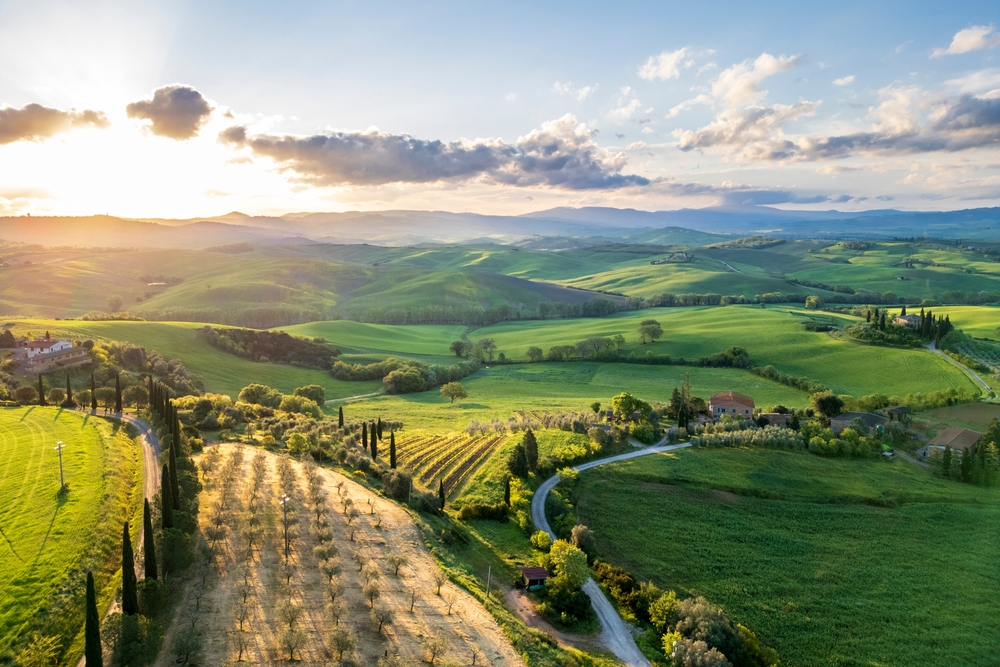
left=19, top=406, right=35, bottom=421
left=30, top=488, right=68, bottom=566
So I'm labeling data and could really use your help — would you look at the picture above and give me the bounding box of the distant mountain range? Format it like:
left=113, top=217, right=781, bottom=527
left=1, top=205, right=998, bottom=249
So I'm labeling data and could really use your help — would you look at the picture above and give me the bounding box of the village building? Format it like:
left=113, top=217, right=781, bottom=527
left=24, top=338, right=72, bottom=358
left=22, top=345, right=92, bottom=374
left=884, top=406, right=911, bottom=422
left=708, top=391, right=754, bottom=418
left=893, top=314, right=922, bottom=328
left=918, top=428, right=983, bottom=461
left=830, top=411, right=888, bottom=435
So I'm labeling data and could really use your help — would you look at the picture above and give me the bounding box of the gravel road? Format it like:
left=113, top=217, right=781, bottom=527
left=532, top=441, right=691, bottom=667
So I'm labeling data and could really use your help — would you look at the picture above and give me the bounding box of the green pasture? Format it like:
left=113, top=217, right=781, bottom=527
left=915, top=402, right=1000, bottom=432
left=469, top=305, right=976, bottom=397
left=0, top=407, right=143, bottom=660
left=575, top=447, right=1000, bottom=667
left=338, top=361, right=808, bottom=434
left=278, top=320, right=465, bottom=360
left=4, top=319, right=380, bottom=400
left=927, top=305, right=1000, bottom=340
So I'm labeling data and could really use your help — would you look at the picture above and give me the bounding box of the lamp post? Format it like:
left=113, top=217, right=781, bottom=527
left=55, top=440, right=66, bottom=490
left=280, top=494, right=290, bottom=563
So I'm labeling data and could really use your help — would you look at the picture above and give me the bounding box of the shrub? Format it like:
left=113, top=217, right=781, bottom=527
left=456, top=503, right=509, bottom=521
left=530, top=530, right=552, bottom=551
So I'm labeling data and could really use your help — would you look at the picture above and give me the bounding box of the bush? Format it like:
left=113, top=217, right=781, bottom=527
left=530, top=530, right=552, bottom=550
left=631, top=423, right=657, bottom=444
left=278, top=395, right=321, bottom=419
left=381, top=469, right=412, bottom=501
left=456, top=502, right=509, bottom=521
left=13, top=385, right=37, bottom=404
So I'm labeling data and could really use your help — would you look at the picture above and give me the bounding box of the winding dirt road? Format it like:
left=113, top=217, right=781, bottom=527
left=532, top=441, right=691, bottom=667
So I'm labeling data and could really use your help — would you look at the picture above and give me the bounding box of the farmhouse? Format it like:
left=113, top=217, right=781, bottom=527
left=521, top=567, right=548, bottom=591
left=24, top=337, right=72, bottom=358
left=708, top=391, right=754, bottom=418
left=884, top=406, right=911, bottom=422
left=22, top=345, right=92, bottom=374
left=893, top=314, right=922, bottom=328
left=830, top=412, right=888, bottom=435
left=918, top=428, right=983, bottom=461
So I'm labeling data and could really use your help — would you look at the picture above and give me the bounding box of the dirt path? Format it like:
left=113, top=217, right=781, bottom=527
left=325, top=389, right=385, bottom=404
left=717, top=260, right=741, bottom=273
left=532, top=440, right=692, bottom=667
left=503, top=587, right=605, bottom=654
left=182, top=444, right=524, bottom=666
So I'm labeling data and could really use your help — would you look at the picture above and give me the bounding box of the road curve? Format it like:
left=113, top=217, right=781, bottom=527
left=924, top=342, right=992, bottom=393
left=532, top=442, right=692, bottom=667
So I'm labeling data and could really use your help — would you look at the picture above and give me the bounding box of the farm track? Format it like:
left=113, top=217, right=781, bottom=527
left=926, top=342, right=992, bottom=393
left=532, top=439, right=691, bottom=667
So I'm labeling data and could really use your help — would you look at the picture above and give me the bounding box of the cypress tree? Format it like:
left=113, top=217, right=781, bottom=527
left=338, top=406, right=344, bottom=428
left=503, top=476, right=511, bottom=506
left=371, top=421, right=377, bottom=446
left=900, top=304, right=907, bottom=316
left=943, top=445, right=953, bottom=477
left=866, top=310, right=872, bottom=323
left=523, top=429, right=538, bottom=472
left=38, top=374, right=46, bottom=406
left=143, top=499, right=158, bottom=579
left=122, top=521, right=138, bottom=615
left=371, top=431, right=378, bottom=460
left=377, top=417, right=383, bottom=439
left=91, top=371, right=98, bottom=411
left=389, top=432, right=397, bottom=469
left=84, top=571, right=102, bottom=666
left=879, top=312, right=886, bottom=331
left=66, top=374, right=73, bottom=404
left=438, top=479, right=446, bottom=508
left=172, top=416, right=181, bottom=458
left=168, top=447, right=180, bottom=510
left=161, top=464, right=174, bottom=528
left=114, top=373, right=122, bottom=413
left=362, top=422, right=368, bottom=449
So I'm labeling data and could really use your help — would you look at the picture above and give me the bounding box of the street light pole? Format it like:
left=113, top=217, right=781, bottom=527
left=55, top=441, right=66, bottom=490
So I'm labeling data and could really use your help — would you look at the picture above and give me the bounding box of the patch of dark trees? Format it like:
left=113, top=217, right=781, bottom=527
left=331, top=356, right=480, bottom=394
left=201, top=326, right=340, bottom=369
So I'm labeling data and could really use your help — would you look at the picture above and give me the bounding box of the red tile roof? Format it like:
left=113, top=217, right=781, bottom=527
left=709, top=391, right=754, bottom=407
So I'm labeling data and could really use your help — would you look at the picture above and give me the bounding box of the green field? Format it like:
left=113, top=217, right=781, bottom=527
left=340, top=361, right=808, bottom=434
left=916, top=402, right=1000, bottom=432
left=575, top=448, right=1000, bottom=667
left=3, top=319, right=381, bottom=399
left=468, top=305, right=976, bottom=397
left=930, top=305, right=1000, bottom=340
left=0, top=407, right=143, bottom=660
left=278, top=320, right=466, bottom=360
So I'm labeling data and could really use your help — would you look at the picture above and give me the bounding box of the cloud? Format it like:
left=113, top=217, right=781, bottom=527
left=126, top=84, right=213, bottom=139
left=553, top=81, right=595, bottom=101
left=608, top=98, right=642, bottom=122
left=219, top=113, right=649, bottom=190
left=505, top=92, right=517, bottom=102
left=0, top=103, right=108, bottom=144
left=833, top=75, right=855, bottom=86
left=932, top=25, right=1000, bottom=57
left=676, top=101, right=818, bottom=159
left=945, top=68, right=1000, bottom=96
left=665, top=52, right=804, bottom=118
left=638, top=48, right=693, bottom=81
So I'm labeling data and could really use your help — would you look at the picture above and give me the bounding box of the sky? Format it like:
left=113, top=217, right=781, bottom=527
left=1, top=0, right=999, bottom=218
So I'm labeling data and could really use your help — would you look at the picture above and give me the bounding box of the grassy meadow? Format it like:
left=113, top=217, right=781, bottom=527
left=3, top=319, right=381, bottom=399
left=0, top=407, right=143, bottom=660
left=339, top=361, right=809, bottom=433
left=574, top=447, right=1000, bottom=667
left=469, top=305, right=976, bottom=397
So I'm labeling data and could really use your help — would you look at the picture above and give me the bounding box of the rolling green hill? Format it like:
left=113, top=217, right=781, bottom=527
left=576, top=448, right=1000, bottom=667
left=0, top=408, right=143, bottom=662
left=466, top=305, right=976, bottom=397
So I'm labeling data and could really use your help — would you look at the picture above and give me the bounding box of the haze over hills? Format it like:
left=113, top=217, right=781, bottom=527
left=1, top=205, right=999, bottom=249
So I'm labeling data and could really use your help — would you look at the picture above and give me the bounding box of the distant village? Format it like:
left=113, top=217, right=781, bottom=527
left=0, top=332, right=92, bottom=375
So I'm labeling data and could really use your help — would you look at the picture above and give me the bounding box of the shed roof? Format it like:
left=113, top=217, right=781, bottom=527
left=521, top=567, right=549, bottom=580
left=929, top=428, right=982, bottom=450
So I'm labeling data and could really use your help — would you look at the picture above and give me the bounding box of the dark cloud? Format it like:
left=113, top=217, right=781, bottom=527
left=0, top=103, right=109, bottom=144
left=220, top=114, right=648, bottom=190
left=126, top=85, right=213, bottom=139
